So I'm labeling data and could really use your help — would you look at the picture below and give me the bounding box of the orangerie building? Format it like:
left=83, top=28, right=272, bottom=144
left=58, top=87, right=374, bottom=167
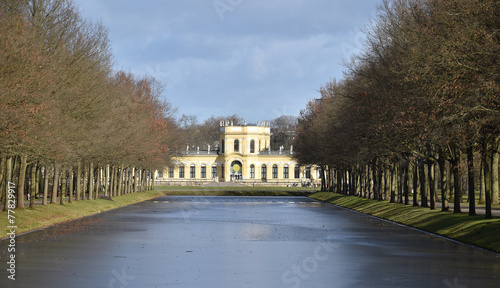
left=154, top=121, right=320, bottom=187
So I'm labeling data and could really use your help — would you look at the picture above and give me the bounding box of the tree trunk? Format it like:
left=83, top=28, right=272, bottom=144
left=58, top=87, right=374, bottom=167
left=51, top=162, right=60, bottom=204
left=88, top=162, right=94, bottom=200
left=403, top=161, right=409, bottom=205
left=133, top=167, right=138, bottom=193
left=336, top=170, right=341, bottom=194
left=398, top=164, right=403, bottom=203
left=0, top=157, right=5, bottom=205
left=105, top=164, right=110, bottom=196
left=467, top=146, right=476, bottom=216
left=4, top=157, right=13, bottom=211
left=482, top=140, right=493, bottom=219
left=95, top=166, right=101, bottom=198
left=76, top=161, right=82, bottom=201
left=43, top=166, right=49, bottom=205
left=371, top=164, right=377, bottom=200
left=68, top=166, right=74, bottom=204
left=437, top=154, right=449, bottom=212
left=83, top=164, right=88, bottom=200
left=150, top=169, right=155, bottom=191
left=36, top=165, right=41, bottom=204
left=451, top=150, right=462, bottom=214
left=479, top=164, right=485, bottom=204
left=124, top=168, right=129, bottom=194
left=383, top=166, right=388, bottom=200
left=390, top=165, right=395, bottom=203
left=412, top=162, right=419, bottom=206
left=428, top=161, right=436, bottom=210
left=60, top=166, right=66, bottom=205
left=111, top=166, right=117, bottom=197
left=419, top=158, right=428, bottom=207
left=30, top=162, right=37, bottom=208
left=118, top=166, right=123, bottom=196
left=18, top=154, right=28, bottom=209
left=492, top=138, right=499, bottom=205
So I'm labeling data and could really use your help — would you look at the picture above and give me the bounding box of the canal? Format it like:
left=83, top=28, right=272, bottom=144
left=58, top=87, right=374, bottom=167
left=2, top=196, right=499, bottom=287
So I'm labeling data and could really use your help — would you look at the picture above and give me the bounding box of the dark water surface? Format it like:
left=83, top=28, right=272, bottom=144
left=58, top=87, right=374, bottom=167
left=1, top=196, right=499, bottom=288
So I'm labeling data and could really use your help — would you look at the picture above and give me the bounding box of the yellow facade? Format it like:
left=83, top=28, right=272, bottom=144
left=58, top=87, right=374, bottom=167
left=155, top=123, right=319, bottom=187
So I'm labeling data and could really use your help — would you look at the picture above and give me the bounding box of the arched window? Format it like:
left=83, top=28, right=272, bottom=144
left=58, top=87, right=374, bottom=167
left=261, top=164, right=267, bottom=180
left=234, top=139, right=239, bottom=152
left=250, top=164, right=255, bottom=179
left=250, top=140, right=255, bottom=153
left=283, top=165, right=289, bottom=179
left=272, top=165, right=278, bottom=179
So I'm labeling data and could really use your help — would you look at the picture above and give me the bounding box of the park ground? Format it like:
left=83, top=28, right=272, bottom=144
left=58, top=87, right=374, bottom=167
left=2, top=186, right=499, bottom=253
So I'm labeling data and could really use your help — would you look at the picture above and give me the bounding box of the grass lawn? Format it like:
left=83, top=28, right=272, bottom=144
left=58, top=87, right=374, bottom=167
left=310, top=192, right=500, bottom=253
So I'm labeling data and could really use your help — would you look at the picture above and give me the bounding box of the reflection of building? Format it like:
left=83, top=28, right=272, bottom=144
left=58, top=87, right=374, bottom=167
left=155, top=122, right=319, bottom=186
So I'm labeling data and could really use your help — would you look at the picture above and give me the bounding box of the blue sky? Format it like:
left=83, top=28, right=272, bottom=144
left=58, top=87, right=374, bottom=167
left=74, top=0, right=381, bottom=123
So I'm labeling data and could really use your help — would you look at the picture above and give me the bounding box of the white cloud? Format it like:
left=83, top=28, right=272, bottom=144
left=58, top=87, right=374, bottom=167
left=74, top=0, right=380, bottom=122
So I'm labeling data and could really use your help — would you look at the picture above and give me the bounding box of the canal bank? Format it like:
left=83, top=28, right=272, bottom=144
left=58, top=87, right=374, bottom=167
left=310, top=192, right=500, bottom=253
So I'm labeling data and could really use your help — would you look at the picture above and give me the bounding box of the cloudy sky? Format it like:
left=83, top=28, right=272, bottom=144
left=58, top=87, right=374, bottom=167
left=73, top=0, right=381, bottom=123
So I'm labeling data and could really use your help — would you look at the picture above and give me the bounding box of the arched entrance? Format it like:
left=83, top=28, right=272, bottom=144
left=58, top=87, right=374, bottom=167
left=230, top=160, right=243, bottom=181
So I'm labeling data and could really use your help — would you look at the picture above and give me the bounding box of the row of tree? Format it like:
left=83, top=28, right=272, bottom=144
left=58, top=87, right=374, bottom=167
left=0, top=0, right=181, bottom=209
left=295, top=0, right=499, bottom=218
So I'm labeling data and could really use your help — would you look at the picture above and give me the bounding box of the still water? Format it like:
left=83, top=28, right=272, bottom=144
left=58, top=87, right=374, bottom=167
left=1, top=196, right=499, bottom=287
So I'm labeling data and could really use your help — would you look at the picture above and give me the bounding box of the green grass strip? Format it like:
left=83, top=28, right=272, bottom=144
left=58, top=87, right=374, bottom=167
left=310, top=192, right=500, bottom=253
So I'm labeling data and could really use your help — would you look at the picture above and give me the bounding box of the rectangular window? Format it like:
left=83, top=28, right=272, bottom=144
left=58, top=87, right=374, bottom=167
left=294, top=165, right=300, bottom=179
left=261, top=165, right=267, bottom=180
left=250, top=165, right=255, bottom=179
left=212, top=166, right=217, bottom=179
left=284, top=166, right=289, bottom=179
left=201, top=166, right=206, bottom=178
left=179, top=166, right=185, bottom=178
left=169, top=167, right=174, bottom=178
left=234, top=140, right=239, bottom=152
left=190, top=166, right=196, bottom=178
left=157, top=169, right=163, bottom=178
left=272, top=165, right=278, bottom=179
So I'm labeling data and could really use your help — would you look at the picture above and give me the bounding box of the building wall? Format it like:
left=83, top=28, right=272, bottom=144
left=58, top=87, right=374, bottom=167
left=155, top=124, right=319, bottom=187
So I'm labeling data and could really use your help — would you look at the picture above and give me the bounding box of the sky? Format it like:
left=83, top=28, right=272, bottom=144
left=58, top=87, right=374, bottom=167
left=73, top=0, right=381, bottom=124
